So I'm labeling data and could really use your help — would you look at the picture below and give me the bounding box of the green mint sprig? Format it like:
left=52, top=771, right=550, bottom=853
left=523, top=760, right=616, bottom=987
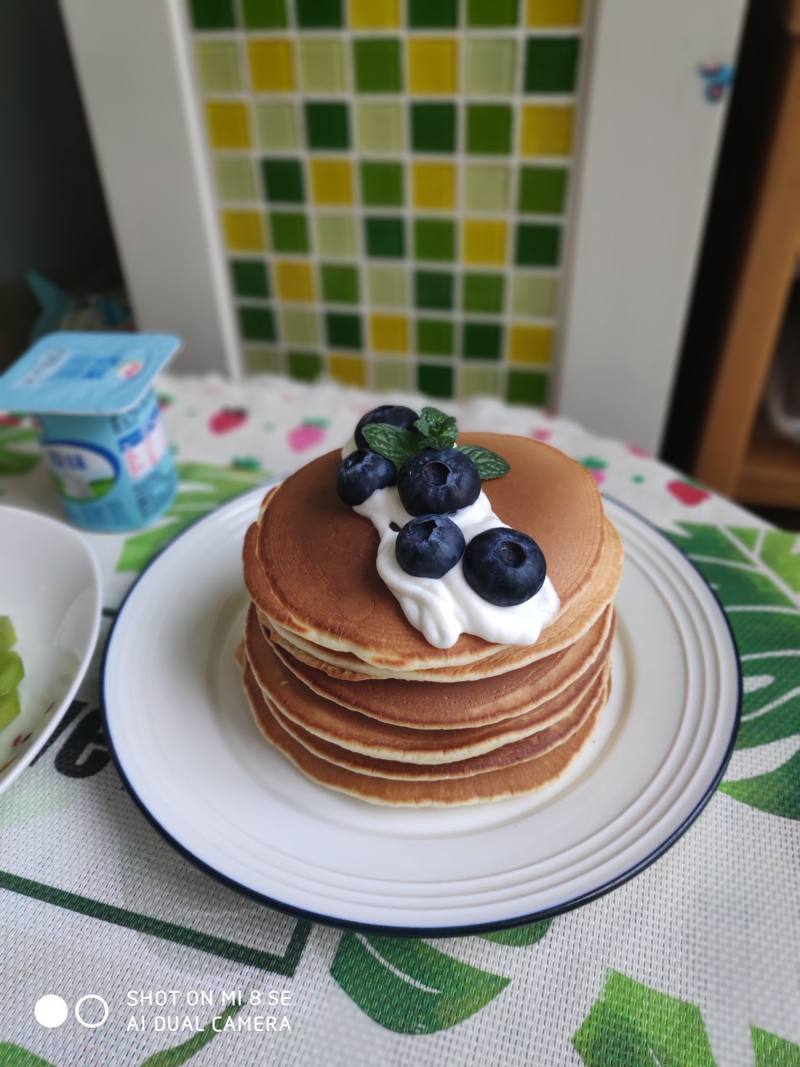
left=361, top=406, right=510, bottom=480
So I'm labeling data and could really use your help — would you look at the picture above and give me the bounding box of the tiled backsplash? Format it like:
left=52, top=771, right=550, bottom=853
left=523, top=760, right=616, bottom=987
left=189, top=0, right=584, bottom=401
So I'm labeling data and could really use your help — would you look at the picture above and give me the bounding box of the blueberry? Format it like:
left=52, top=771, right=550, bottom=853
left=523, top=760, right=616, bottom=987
left=463, top=527, right=546, bottom=606
left=337, top=449, right=396, bottom=506
left=396, top=515, right=465, bottom=579
left=355, top=405, right=419, bottom=450
left=397, top=448, right=481, bottom=516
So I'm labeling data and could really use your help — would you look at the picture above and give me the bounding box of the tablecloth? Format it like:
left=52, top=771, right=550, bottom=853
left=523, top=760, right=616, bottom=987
left=0, top=375, right=798, bottom=1067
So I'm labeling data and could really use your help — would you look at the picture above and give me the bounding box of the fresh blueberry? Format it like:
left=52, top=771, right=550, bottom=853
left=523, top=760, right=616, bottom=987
left=354, top=405, right=419, bottom=450
left=395, top=515, right=466, bottom=579
left=463, top=527, right=547, bottom=606
left=337, top=449, right=396, bottom=506
left=397, top=448, right=480, bottom=516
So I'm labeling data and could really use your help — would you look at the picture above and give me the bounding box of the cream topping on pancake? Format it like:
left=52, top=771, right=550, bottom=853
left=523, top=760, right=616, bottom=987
left=353, top=484, right=559, bottom=649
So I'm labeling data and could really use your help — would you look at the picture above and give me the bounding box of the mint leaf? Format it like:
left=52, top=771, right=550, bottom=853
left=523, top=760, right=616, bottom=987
left=481, top=919, right=551, bottom=946
left=414, top=406, right=458, bottom=449
left=361, top=423, right=420, bottom=469
left=458, top=444, right=510, bottom=480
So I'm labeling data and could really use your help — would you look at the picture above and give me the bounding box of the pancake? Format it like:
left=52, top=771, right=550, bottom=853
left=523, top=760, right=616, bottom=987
left=264, top=663, right=607, bottom=779
left=242, top=661, right=605, bottom=806
left=246, top=608, right=612, bottom=759
left=251, top=604, right=615, bottom=731
left=245, top=434, right=607, bottom=670
left=259, top=517, right=622, bottom=682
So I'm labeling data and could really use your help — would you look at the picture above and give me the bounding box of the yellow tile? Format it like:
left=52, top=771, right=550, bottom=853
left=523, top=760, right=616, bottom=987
left=370, top=314, right=408, bottom=353
left=520, top=105, right=574, bottom=156
left=509, top=324, right=554, bottom=365
left=412, top=162, right=455, bottom=210
left=221, top=210, right=266, bottom=252
left=248, top=39, right=295, bottom=92
left=205, top=102, right=251, bottom=149
left=350, top=0, right=399, bottom=27
left=409, top=38, right=458, bottom=95
left=329, top=353, right=366, bottom=386
left=462, top=220, right=507, bottom=265
left=275, top=260, right=315, bottom=302
left=526, top=0, right=582, bottom=26
left=309, top=159, right=354, bottom=205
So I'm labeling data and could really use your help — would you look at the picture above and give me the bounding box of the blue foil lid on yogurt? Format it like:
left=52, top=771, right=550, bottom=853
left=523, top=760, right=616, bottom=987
left=0, top=332, right=181, bottom=533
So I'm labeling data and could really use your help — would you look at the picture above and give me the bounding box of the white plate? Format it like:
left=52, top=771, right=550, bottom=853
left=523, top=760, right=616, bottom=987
left=0, top=506, right=102, bottom=793
left=103, top=489, right=740, bottom=934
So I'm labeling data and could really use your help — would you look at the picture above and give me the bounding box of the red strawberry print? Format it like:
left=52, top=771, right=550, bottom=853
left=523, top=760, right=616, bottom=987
left=627, top=443, right=650, bottom=458
left=531, top=428, right=551, bottom=441
left=667, top=479, right=710, bottom=506
left=288, top=418, right=328, bottom=453
left=209, top=407, right=248, bottom=435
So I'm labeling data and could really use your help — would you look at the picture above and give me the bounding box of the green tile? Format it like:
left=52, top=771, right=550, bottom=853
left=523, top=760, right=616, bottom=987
left=238, top=305, right=275, bottom=341
left=195, top=41, right=242, bottom=92
left=296, top=0, right=342, bottom=27
left=269, top=212, right=310, bottom=252
left=464, top=163, right=510, bottom=211
left=418, top=363, right=453, bottom=398
left=244, top=345, right=282, bottom=373
left=460, top=365, right=501, bottom=397
left=214, top=157, right=258, bottom=201
left=506, top=369, right=548, bottom=406
left=411, top=103, right=456, bottom=153
left=231, top=259, right=270, bottom=298
left=466, top=104, right=512, bottom=155
left=305, top=102, right=349, bottom=149
left=242, top=0, right=287, bottom=27
left=354, top=39, right=402, bottom=92
left=463, top=273, right=504, bottom=313
left=512, top=274, right=558, bottom=316
left=408, top=0, right=456, bottom=27
left=298, top=38, right=346, bottom=92
left=281, top=307, right=320, bottom=345
left=356, top=102, right=405, bottom=153
left=320, top=263, right=358, bottom=303
left=465, top=39, right=516, bottom=95
left=417, top=318, right=454, bottom=356
left=367, top=265, right=407, bottom=306
left=518, top=166, right=568, bottom=213
left=254, top=102, right=300, bottom=150
left=463, top=321, right=502, bottom=360
left=262, top=159, right=304, bottom=203
left=326, top=312, right=362, bottom=348
left=467, top=0, right=517, bottom=26
left=524, top=37, right=580, bottom=93
left=414, top=219, right=455, bottom=261
left=515, top=223, right=561, bottom=266
left=288, top=351, right=322, bottom=381
left=190, top=0, right=235, bottom=29
left=361, top=162, right=404, bottom=206
left=365, top=217, right=405, bottom=258
left=373, top=361, right=411, bottom=390
left=414, top=271, right=453, bottom=310
left=316, top=214, right=357, bottom=256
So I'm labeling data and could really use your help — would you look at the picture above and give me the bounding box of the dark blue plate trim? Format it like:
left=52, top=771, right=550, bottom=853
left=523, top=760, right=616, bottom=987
left=101, top=488, right=742, bottom=938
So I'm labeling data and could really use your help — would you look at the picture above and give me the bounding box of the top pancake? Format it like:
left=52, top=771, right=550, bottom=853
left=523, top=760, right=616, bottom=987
left=247, top=433, right=606, bottom=669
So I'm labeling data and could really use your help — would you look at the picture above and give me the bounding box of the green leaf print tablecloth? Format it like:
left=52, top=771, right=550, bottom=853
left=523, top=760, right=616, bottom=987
left=0, top=375, right=798, bottom=1067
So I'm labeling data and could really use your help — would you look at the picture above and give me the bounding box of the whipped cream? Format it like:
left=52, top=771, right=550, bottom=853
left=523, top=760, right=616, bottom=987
left=353, top=485, right=560, bottom=649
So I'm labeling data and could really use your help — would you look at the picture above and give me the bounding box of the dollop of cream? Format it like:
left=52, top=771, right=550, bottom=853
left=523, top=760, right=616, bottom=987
left=353, top=486, right=560, bottom=649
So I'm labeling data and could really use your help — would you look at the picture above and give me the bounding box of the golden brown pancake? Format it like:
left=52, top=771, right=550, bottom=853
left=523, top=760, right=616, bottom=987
left=266, top=665, right=607, bottom=779
left=242, top=661, right=605, bottom=806
left=248, top=603, right=615, bottom=730
left=245, top=434, right=607, bottom=670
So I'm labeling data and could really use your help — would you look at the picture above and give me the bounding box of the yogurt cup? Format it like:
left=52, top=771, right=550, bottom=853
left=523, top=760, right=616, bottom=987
left=0, top=332, right=181, bottom=532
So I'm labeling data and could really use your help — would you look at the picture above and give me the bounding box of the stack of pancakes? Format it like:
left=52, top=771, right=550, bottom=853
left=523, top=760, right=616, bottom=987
left=240, top=432, right=623, bottom=806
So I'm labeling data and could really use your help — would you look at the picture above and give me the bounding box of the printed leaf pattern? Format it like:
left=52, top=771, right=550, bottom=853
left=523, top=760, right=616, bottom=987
left=140, top=1001, right=242, bottom=1066
left=0, top=425, right=41, bottom=477
left=331, top=933, right=509, bottom=1035
left=0, top=1046, right=55, bottom=1067
left=664, top=523, right=800, bottom=820
left=573, top=971, right=800, bottom=1066
left=481, top=919, right=552, bottom=946
left=116, top=462, right=266, bottom=573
